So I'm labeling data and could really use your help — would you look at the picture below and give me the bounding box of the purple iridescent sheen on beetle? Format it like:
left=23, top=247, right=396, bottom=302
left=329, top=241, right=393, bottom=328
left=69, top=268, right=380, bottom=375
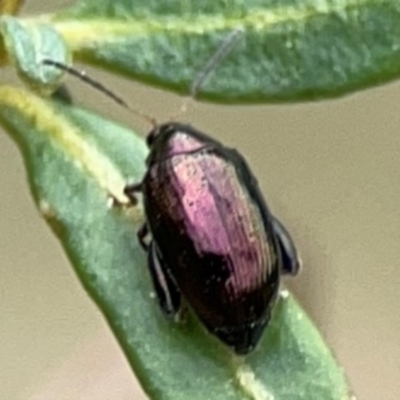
left=124, top=123, right=300, bottom=354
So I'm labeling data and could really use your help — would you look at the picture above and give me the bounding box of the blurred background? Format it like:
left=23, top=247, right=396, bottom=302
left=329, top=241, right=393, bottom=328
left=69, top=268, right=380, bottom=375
left=1, top=1, right=399, bottom=399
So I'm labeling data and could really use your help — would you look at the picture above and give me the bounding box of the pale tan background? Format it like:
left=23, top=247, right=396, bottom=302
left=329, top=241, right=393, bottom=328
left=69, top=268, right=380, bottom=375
left=1, top=1, right=399, bottom=399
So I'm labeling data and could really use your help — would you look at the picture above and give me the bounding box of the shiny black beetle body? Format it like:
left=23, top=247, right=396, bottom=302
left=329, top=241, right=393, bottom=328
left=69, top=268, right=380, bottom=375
left=125, top=123, right=300, bottom=354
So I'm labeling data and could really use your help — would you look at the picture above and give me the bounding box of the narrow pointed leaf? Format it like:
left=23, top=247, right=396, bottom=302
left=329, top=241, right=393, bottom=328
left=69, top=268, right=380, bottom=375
left=34, top=0, right=400, bottom=102
left=0, top=16, right=69, bottom=90
left=0, top=85, right=350, bottom=399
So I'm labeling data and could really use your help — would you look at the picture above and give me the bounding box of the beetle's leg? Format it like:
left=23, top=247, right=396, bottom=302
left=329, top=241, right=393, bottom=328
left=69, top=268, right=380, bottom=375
left=107, top=182, right=143, bottom=208
left=148, top=240, right=181, bottom=318
left=123, top=182, right=143, bottom=205
left=137, top=223, right=150, bottom=251
left=272, top=217, right=301, bottom=276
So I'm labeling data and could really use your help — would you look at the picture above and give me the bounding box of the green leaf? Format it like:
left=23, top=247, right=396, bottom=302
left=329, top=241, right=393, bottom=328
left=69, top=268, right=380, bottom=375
left=0, top=16, right=69, bottom=90
left=35, top=0, right=400, bottom=102
left=0, top=85, right=350, bottom=400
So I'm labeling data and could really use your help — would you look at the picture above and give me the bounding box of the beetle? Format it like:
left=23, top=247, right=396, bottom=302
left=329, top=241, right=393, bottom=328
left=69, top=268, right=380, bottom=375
left=124, top=122, right=300, bottom=354
left=43, top=30, right=301, bottom=354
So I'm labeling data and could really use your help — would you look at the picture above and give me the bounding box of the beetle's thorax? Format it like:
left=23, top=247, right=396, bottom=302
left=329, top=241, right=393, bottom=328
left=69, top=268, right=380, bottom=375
left=146, top=122, right=221, bottom=165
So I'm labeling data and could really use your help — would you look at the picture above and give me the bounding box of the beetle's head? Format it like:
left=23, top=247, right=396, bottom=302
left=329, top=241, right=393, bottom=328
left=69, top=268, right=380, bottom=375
left=146, top=123, right=178, bottom=148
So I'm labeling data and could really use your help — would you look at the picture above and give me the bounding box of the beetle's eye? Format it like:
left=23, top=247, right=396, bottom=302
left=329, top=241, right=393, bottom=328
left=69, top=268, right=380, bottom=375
left=146, top=131, right=156, bottom=147
left=147, top=124, right=176, bottom=147
left=146, top=127, right=162, bottom=147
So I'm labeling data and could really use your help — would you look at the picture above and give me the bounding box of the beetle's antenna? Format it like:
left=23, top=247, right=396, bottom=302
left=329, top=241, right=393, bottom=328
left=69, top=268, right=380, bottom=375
left=171, top=27, right=244, bottom=120
left=42, top=59, right=157, bottom=128
left=190, top=28, right=244, bottom=99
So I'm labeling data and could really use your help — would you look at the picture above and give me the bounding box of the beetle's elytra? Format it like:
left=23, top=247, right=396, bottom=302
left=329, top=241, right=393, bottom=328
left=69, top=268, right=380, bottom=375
left=124, top=122, right=300, bottom=354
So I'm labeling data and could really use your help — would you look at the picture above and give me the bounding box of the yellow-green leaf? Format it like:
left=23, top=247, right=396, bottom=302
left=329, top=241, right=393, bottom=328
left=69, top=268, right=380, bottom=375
left=0, top=16, right=69, bottom=90
left=0, top=85, right=350, bottom=400
left=38, top=0, right=400, bottom=102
